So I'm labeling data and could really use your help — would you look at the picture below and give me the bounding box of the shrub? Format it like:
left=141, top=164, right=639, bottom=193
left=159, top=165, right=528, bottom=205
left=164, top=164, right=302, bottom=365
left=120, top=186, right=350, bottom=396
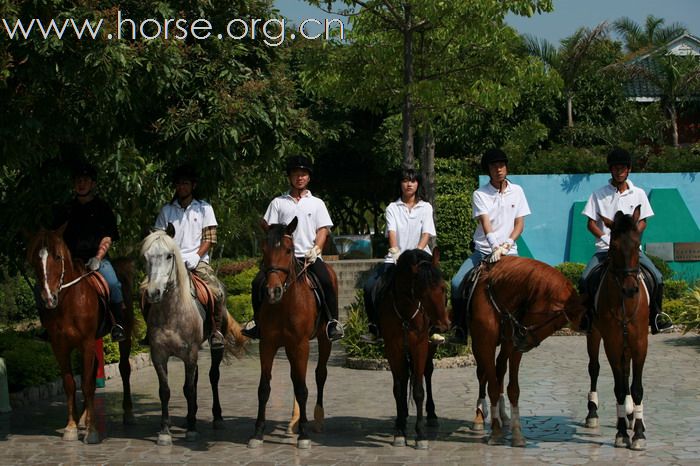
left=0, top=331, right=59, bottom=392
left=227, top=294, right=253, bottom=324
left=0, top=273, right=36, bottom=325
left=555, top=262, right=586, bottom=288
left=647, top=254, right=674, bottom=280
left=220, top=265, right=259, bottom=296
left=665, top=279, right=689, bottom=300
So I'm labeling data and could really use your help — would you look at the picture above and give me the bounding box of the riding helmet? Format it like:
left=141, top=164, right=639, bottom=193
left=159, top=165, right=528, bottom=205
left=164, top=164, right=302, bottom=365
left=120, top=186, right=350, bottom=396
left=171, top=164, right=198, bottom=183
left=607, top=147, right=632, bottom=168
left=285, top=155, right=313, bottom=175
left=480, top=148, right=508, bottom=172
left=71, top=161, right=97, bottom=180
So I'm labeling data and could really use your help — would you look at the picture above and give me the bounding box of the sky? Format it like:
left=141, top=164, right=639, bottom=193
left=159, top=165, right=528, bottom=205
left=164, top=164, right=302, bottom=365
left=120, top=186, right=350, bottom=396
left=274, top=0, right=700, bottom=45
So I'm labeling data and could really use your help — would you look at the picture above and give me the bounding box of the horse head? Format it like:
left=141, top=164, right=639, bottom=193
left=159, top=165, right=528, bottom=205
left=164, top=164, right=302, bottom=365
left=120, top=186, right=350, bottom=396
left=398, top=248, right=450, bottom=332
left=141, top=226, right=185, bottom=303
left=27, top=225, right=72, bottom=309
left=601, top=205, right=642, bottom=299
left=261, top=217, right=298, bottom=304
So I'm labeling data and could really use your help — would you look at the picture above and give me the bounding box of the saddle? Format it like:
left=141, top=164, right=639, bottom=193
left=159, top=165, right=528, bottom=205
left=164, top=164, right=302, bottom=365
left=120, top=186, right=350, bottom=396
left=189, top=272, right=216, bottom=330
left=88, top=271, right=111, bottom=338
left=457, top=262, right=485, bottom=324
left=585, top=262, right=656, bottom=313
left=368, top=265, right=396, bottom=311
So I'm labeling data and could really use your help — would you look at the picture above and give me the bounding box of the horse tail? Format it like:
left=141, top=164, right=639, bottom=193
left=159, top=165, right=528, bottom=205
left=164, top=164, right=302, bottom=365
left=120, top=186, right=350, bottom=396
left=223, top=312, right=248, bottom=359
left=112, top=257, right=136, bottom=339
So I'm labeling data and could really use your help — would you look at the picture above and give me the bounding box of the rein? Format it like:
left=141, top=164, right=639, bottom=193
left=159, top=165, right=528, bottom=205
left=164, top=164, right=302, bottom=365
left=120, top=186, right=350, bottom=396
left=262, top=235, right=313, bottom=293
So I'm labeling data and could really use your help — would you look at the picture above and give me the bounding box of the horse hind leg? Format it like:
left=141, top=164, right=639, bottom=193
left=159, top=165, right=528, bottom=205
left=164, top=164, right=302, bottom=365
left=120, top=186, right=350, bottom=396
left=80, top=343, right=100, bottom=444
left=413, top=360, right=429, bottom=450
left=507, top=352, right=525, bottom=448
left=183, top=362, right=199, bottom=442
left=425, top=352, right=438, bottom=428
left=630, top=356, right=646, bottom=450
left=312, top=331, right=332, bottom=433
left=287, top=399, right=301, bottom=434
left=585, top=329, right=602, bottom=428
left=496, top=348, right=510, bottom=427
left=119, top=337, right=135, bottom=425
left=210, top=346, right=225, bottom=430
left=248, top=342, right=276, bottom=449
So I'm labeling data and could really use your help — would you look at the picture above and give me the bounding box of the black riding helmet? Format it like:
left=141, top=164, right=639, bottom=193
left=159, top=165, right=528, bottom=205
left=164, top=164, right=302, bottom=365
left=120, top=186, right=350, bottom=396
left=171, top=164, right=198, bottom=183
left=481, top=148, right=508, bottom=172
left=285, top=155, right=313, bottom=175
left=71, top=161, right=97, bottom=181
left=607, top=147, right=632, bottom=168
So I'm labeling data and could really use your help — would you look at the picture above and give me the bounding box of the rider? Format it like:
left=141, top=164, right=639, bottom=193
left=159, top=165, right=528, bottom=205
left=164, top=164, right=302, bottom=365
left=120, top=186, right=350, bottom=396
left=154, top=164, right=225, bottom=349
left=361, top=168, right=438, bottom=344
left=243, top=155, right=344, bottom=341
left=450, top=148, right=531, bottom=344
left=579, top=147, right=672, bottom=334
left=51, top=159, right=127, bottom=342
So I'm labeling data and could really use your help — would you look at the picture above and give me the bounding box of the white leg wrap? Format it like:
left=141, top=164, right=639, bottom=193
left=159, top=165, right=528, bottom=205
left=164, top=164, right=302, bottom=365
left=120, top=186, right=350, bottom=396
left=511, top=406, right=521, bottom=429
left=588, top=391, right=598, bottom=407
left=616, top=403, right=627, bottom=418
left=491, top=402, right=501, bottom=426
left=499, top=395, right=509, bottom=419
left=633, top=403, right=645, bottom=430
left=624, top=395, right=634, bottom=415
left=477, top=398, right=488, bottom=420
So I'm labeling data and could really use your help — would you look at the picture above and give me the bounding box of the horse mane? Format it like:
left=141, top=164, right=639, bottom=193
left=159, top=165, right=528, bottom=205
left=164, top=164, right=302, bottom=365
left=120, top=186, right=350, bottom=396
left=396, top=249, right=442, bottom=287
left=27, top=228, right=75, bottom=270
left=140, top=229, right=191, bottom=304
left=264, top=223, right=289, bottom=249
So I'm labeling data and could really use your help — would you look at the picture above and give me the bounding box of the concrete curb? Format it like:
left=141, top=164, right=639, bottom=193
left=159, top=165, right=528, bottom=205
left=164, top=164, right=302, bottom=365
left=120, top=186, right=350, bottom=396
left=345, top=354, right=475, bottom=370
left=9, top=352, right=151, bottom=409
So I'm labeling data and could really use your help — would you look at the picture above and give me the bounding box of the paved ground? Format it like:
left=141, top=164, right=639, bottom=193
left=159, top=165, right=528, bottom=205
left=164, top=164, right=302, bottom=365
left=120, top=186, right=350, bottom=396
left=1, top=333, right=699, bottom=465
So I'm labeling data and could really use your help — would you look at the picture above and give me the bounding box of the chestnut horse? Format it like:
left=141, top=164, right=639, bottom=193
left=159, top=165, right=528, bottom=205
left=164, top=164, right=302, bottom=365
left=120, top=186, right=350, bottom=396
left=248, top=218, right=337, bottom=449
left=378, top=248, right=450, bottom=449
left=27, top=226, right=135, bottom=443
left=141, top=228, right=246, bottom=446
left=584, top=206, right=649, bottom=450
left=469, top=255, right=585, bottom=446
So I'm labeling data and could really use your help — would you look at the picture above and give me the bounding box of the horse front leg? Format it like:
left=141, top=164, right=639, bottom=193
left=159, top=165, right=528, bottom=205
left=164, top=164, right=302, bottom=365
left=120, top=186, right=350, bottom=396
left=248, top=342, right=277, bottom=449
left=152, top=357, right=172, bottom=446
left=412, top=346, right=428, bottom=450
left=585, top=328, right=602, bottom=428
left=473, top=343, right=503, bottom=445
left=611, top=360, right=632, bottom=448
left=630, top=349, right=647, bottom=451
left=495, top=347, right=510, bottom=427
left=52, top=342, right=79, bottom=442
left=312, top=332, right=332, bottom=433
left=209, top=346, right=225, bottom=430
left=473, top=363, right=488, bottom=431
left=507, top=351, right=525, bottom=447
left=81, top=342, right=99, bottom=444
left=391, top=366, right=409, bottom=447
left=425, top=347, right=438, bottom=427
left=287, top=343, right=311, bottom=449
left=183, top=361, right=199, bottom=441
left=118, top=338, right=135, bottom=425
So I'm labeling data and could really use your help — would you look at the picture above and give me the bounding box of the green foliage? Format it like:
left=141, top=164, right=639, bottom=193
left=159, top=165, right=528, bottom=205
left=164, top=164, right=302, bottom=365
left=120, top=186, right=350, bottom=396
left=220, top=265, right=259, bottom=296
left=665, top=279, right=690, bottom=300
left=102, top=305, right=147, bottom=364
left=555, top=262, right=586, bottom=287
left=672, top=287, right=700, bottom=333
left=0, top=331, right=59, bottom=392
left=227, top=295, right=253, bottom=324
left=0, top=271, right=35, bottom=325
left=647, top=254, right=674, bottom=280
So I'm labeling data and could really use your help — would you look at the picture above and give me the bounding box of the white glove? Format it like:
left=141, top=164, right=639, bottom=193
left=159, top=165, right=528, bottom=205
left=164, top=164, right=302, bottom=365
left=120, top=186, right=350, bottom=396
left=305, top=245, right=321, bottom=263
left=185, top=254, right=201, bottom=270
left=504, top=238, right=514, bottom=250
left=486, top=232, right=499, bottom=251
left=388, top=247, right=400, bottom=262
left=600, top=234, right=610, bottom=246
left=86, top=256, right=101, bottom=271
left=488, top=244, right=509, bottom=263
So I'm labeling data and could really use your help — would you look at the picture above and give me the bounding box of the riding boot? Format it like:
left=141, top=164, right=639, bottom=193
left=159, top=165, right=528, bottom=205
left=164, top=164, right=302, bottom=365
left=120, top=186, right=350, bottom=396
left=242, top=272, right=264, bottom=340
left=649, top=283, right=672, bottom=334
left=110, top=302, right=127, bottom=343
left=209, top=302, right=225, bottom=349
left=360, top=287, right=381, bottom=343
left=449, top=296, right=468, bottom=345
left=325, top=289, right=344, bottom=342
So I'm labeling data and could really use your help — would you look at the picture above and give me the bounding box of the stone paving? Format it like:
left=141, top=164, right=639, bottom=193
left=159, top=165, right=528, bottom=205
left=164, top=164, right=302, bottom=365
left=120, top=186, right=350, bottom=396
left=1, top=333, right=699, bottom=465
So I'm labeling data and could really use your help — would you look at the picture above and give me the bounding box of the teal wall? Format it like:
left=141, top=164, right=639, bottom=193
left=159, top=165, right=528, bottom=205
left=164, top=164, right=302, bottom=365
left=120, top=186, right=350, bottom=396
left=479, top=173, right=700, bottom=281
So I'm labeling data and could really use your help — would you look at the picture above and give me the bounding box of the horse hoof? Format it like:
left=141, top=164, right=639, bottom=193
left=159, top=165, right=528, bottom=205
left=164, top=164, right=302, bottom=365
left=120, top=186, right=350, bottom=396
left=297, top=438, right=311, bottom=449
left=185, top=430, right=199, bottom=442
left=614, top=435, right=631, bottom=448
left=427, top=417, right=439, bottom=428
left=248, top=438, right=263, bottom=449
left=630, top=438, right=646, bottom=451
left=415, top=439, right=429, bottom=450
left=585, top=417, right=599, bottom=428
left=472, top=422, right=484, bottom=432
left=63, top=427, right=79, bottom=441
left=487, top=434, right=504, bottom=446
left=84, top=430, right=100, bottom=444
left=511, top=435, right=526, bottom=448
left=213, top=419, right=225, bottom=430
left=157, top=433, right=173, bottom=446
left=393, top=436, right=406, bottom=447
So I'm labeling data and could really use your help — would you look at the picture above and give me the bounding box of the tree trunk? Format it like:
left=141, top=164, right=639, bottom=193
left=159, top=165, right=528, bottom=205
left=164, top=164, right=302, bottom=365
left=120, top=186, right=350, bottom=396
left=402, top=3, right=414, bottom=170
left=419, top=125, right=436, bottom=205
left=669, top=104, right=680, bottom=147
left=567, top=94, right=574, bottom=128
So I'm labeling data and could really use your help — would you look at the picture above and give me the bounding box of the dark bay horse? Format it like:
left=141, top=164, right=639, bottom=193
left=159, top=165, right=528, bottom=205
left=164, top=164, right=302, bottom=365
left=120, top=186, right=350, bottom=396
left=248, top=217, right=336, bottom=449
left=584, top=206, right=650, bottom=450
left=141, top=228, right=246, bottom=446
left=377, top=248, right=450, bottom=449
left=469, top=255, right=585, bottom=447
left=27, top=226, right=135, bottom=443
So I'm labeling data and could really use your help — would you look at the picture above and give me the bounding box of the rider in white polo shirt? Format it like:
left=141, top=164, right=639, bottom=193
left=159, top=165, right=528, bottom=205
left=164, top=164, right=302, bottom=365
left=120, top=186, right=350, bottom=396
left=154, top=164, right=225, bottom=349
left=361, top=168, right=437, bottom=343
left=450, top=148, right=531, bottom=344
left=579, top=147, right=671, bottom=334
left=243, top=156, right=344, bottom=341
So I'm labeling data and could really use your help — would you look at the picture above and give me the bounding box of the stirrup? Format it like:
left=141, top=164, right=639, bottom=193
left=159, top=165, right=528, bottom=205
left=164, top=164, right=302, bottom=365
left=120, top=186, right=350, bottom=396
left=209, top=330, right=225, bottom=349
left=430, top=333, right=446, bottom=344
left=241, top=321, right=260, bottom=340
left=653, top=312, right=674, bottom=334
left=111, top=324, right=126, bottom=343
left=326, top=319, right=344, bottom=341
left=360, top=333, right=383, bottom=344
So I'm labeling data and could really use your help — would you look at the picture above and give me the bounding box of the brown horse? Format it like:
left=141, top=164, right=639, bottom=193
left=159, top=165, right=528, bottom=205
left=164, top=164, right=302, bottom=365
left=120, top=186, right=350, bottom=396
left=27, top=226, right=135, bottom=443
left=584, top=206, right=649, bottom=450
left=378, top=248, right=450, bottom=449
left=248, top=217, right=336, bottom=449
left=469, top=255, right=585, bottom=446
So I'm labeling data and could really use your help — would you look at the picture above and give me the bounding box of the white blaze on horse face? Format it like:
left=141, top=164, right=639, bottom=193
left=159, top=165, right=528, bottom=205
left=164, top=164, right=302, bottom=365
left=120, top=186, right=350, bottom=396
left=38, top=247, right=57, bottom=308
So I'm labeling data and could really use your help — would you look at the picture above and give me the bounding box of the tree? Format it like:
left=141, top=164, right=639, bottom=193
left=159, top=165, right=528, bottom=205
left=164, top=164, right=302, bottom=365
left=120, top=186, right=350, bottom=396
left=613, top=15, right=686, bottom=54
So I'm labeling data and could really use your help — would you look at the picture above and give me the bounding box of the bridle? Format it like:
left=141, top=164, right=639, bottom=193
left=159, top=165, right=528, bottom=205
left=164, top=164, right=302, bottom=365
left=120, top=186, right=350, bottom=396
left=262, top=234, right=311, bottom=293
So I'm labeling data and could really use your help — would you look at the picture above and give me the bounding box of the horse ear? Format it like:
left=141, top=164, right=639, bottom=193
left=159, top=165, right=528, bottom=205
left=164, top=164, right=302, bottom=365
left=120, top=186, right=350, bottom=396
left=632, top=204, right=641, bottom=225
left=286, top=217, right=298, bottom=234
left=599, top=215, right=614, bottom=230
left=432, top=247, right=440, bottom=265
left=260, top=218, right=269, bottom=232
left=55, top=222, right=67, bottom=237
left=166, top=222, right=176, bottom=238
